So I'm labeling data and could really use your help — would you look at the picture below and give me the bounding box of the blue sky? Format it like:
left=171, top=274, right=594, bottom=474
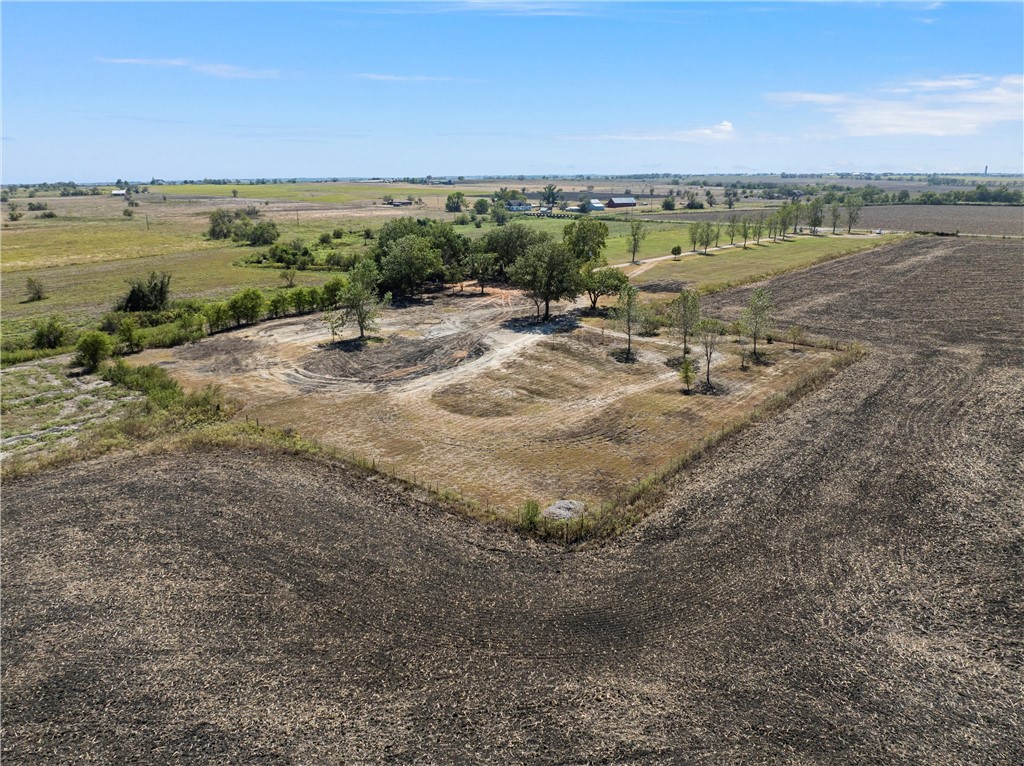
left=3, top=1, right=1022, bottom=182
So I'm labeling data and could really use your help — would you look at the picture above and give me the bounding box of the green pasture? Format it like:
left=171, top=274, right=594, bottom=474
left=150, top=181, right=493, bottom=205
left=628, top=233, right=905, bottom=291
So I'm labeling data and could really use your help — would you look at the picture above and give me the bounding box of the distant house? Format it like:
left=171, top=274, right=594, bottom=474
left=506, top=200, right=532, bottom=212
left=391, top=199, right=413, bottom=207
left=110, top=189, right=127, bottom=197
left=606, top=197, right=636, bottom=208
left=589, top=199, right=605, bottom=211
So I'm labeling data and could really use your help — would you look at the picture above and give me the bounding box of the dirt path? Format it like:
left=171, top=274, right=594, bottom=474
left=3, top=238, right=1022, bottom=764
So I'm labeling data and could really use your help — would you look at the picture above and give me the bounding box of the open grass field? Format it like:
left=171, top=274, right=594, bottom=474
left=625, top=233, right=904, bottom=292
left=132, top=288, right=840, bottom=513
left=3, top=237, right=1021, bottom=763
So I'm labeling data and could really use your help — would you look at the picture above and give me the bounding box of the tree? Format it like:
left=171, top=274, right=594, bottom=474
left=203, top=302, right=232, bottom=332
left=25, top=277, right=46, bottom=302
left=807, top=197, right=825, bottom=233
left=752, top=213, right=766, bottom=245
left=844, top=194, right=864, bottom=233
left=207, top=209, right=236, bottom=239
left=539, top=184, right=561, bottom=206
left=613, top=284, right=642, bottom=360
left=329, top=258, right=391, bottom=339
left=227, top=288, right=267, bottom=325
left=679, top=356, right=697, bottom=394
left=473, top=198, right=490, bottom=215
left=662, top=195, right=676, bottom=211
left=688, top=222, right=702, bottom=252
left=231, top=189, right=239, bottom=198
left=829, top=201, right=842, bottom=234
left=445, top=192, right=466, bottom=212
left=739, top=218, right=751, bottom=248
left=507, top=238, right=582, bottom=321
left=696, top=318, right=724, bottom=388
left=787, top=324, right=805, bottom=350
left=669, top=289, right=700, bottom=355
left=279, top=268, right=297, bottom=288
left=379, top=234, right=443, bottom=297
left=740, top=287, right=774, bottom=357
left=491, top=201, right=509, bottom=225
left=582, top=261, right=629, bottom=310
left=75, top=331, right=113, bottom=372
left=727, top=213, right=739, bottom=245
left=562, top=218, right=608, bottom=263
left=464, top=249, right=495, bottom=294
left=627, top=220, right=647, bottom=264
left=479, top=221, right=546, bottom=279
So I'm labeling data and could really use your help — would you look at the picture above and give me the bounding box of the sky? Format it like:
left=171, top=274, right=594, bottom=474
left=2, top=1, right=1022, bottom=182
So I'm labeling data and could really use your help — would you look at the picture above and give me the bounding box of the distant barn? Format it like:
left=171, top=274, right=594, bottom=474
left=589, top=199, right=605, bottom=211
left=606, top=196, right=636, bottom=208
left=506, top=200, right=532, bottom=212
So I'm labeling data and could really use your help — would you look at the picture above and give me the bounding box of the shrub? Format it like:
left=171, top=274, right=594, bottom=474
left=671, top=245, right=682, bottom=256
left=37, top=210, right=58, bottom=219
left=518, top=500, right=541, bottom=531
left=122, top=208, right=134, bottom=217
left=227, top=288, right=266, bottom=325
left=333, top=228, right=345, bottom=240
left=116, top=272, right=171, bottom=312
left=318, top=232, right=333, bottom=246
left=31, top=316, right=71, bottom=349
left=203, top=302, right=232, bottom=333
left=116, top=317, right=143, bottom=354
left=25, top=277, right=46, bottom=302
left=75, top=331, right=113, bottom=372
left=639, top=311, right=661, bottom=337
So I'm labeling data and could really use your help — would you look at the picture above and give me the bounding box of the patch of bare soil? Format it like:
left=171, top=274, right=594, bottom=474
left=300, top=332, right=489, bottom=386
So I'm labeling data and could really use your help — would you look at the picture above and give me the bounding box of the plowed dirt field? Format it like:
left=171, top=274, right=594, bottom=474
left=3, top=237, right=1022, bottom=764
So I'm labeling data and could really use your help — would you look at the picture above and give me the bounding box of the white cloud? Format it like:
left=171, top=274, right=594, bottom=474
left=770, top=74, right=1022, bottom=137
left=97, top=57, right=278, bottom=80
left=587, top=120, right=735, bottom=142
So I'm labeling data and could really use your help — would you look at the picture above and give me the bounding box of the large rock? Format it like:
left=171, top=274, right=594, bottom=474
left=541, top=499, right=585, bottom=520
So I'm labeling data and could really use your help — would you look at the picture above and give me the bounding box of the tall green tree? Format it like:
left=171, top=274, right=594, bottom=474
left=669, top=289, right=701, bottom=354
left=445, top=192, right=466, bottom=212
left=539, top=184, right=562, bottom=206
left=379, top=234, right=443, bottom=297
left=327, top=259, right=391, bottom=339
left=829, top=201, right=842, bottom=234
left=627, top=221, right=647, bottom=263
left=581, top=259, right=629, bottom=310
left=844, top=194, right=864, bottom=233
left=613, top=283, right=642, bottom=360
left=562, top=218, right=609, bottom=263
left=507, top=238, right=582, bottom=321
left=740, top=287, right=775, bottom=357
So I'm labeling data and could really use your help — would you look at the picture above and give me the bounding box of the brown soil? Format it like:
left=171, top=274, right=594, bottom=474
left=299, top=332, right=490, bottom=387
left=3, top=238, right=1022, bottom=764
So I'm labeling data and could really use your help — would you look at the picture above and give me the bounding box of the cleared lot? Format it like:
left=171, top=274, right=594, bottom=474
left=3, top=237, right=1022, bottom=763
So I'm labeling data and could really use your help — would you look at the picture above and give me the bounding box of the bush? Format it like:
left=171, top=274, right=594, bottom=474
left=227, top=288, right=266, bottom=325
left=122, top=208, right=134, bottom=217
left=518, top=500, right=541, bottom=531
left=37, top=210, right=58, bottom=219
left=116, top=317, right=143, bottom=354
left=203, top=302, right=232, bottom=333
left=318, top=232, right=333, bottom=246
left=103, top=359, right=181, bottom=408
left=25, top=277, right=46, bottom=302
left=115, top=271, right=171, bottom=312
left=31, top=316, right=71, bottom=349
left=75, top=331, right=113, bottom=372
left=671, top=245, right=682, bottom=256
left=333, top=228, right=345, bottom=240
